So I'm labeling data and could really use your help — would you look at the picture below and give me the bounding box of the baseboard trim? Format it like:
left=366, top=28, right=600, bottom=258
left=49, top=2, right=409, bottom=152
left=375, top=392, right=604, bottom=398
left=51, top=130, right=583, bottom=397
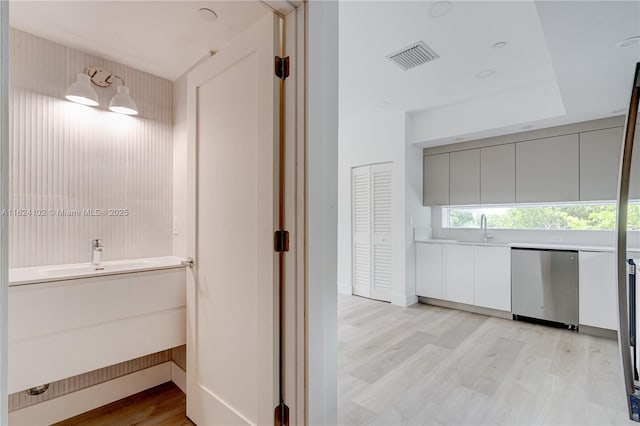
left=337, top=281, right=351, bottom=295
left=392, top=294, right=419, bottom=307
left=579, top=324, right=618, bottom=340
left=8, top=362, right=172, bottom=426
left=171, top=361, right=186, bottom=394
left=418, top=297, right=512, bottom=320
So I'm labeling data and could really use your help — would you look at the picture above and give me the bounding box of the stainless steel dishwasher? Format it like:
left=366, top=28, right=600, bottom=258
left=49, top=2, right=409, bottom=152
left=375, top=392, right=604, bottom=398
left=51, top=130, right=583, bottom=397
left=511, top=248, right=579, bottom=328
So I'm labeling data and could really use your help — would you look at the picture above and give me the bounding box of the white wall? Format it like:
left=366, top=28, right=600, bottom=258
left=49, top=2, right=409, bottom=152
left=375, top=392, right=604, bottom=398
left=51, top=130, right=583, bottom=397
left=337, top=105, right=416, bottom=305
left=308, top=1, right=339, bottom=424
left=407, top=79, right=565, bottom=145
left=172, top=73, right=187, bottom=258
left=405, top=142, right=431, bottom=305
left=9, top=29, right=173, bottom=268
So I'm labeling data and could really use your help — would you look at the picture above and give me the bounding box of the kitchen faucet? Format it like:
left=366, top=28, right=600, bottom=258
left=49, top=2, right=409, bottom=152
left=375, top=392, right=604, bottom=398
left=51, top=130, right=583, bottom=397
left=91, top=239, right=103, bottom=265
left=480, top=214, right=493, bottom=242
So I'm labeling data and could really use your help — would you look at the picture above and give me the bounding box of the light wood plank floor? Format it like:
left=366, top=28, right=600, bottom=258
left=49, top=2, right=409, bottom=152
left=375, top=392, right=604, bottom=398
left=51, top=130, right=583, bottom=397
left=52, top=382, right=193, bottom=426
left=338, top=294, right=635, bottom=426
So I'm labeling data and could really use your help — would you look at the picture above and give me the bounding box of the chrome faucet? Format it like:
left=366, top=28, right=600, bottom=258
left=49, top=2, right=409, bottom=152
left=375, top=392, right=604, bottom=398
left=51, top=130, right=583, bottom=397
left=480, top=214, right=493, bottom=242
left=91, top=239, right=103, bottom=265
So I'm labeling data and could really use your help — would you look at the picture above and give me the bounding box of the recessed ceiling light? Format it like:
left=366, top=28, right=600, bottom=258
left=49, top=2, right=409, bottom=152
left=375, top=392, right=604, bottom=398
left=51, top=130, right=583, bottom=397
left=618, top=36, right=640, bottom=48
left=475, top=69, right=496, bottom=79
left=198, top=7, right=218, bottom=21
left=522, top=125, right=534, bottom=130
left=611, top=108, right=626, bottom=114
left=492, top=41, right=507, bottom=49
left=429, top=1, right=453, bottom=18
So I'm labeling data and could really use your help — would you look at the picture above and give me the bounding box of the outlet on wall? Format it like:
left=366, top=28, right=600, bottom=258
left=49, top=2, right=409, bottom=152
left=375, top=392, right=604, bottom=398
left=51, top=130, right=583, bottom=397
left=173, top=216, right=179, bottom=236
left=550, top=235, right=563, bottom=243
left=438, top=230, right=447, bottom=238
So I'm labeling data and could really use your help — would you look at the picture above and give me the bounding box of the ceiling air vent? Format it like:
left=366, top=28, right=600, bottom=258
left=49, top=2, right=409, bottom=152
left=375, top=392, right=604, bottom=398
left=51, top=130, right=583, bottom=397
left=386, top=41, right=439, bottom=71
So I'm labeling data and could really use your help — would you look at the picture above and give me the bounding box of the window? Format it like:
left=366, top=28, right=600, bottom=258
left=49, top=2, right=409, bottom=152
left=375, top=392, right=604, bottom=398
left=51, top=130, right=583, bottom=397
left=443, top=203, right=640, bottom=231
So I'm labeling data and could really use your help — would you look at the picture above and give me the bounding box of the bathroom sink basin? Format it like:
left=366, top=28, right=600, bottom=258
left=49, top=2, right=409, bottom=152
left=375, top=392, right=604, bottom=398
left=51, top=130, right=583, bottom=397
left=9, top=256, right=185, bottom=286
left=39, top=260, right=154, bottom=277
left=38, top=265, right=96, bottom=277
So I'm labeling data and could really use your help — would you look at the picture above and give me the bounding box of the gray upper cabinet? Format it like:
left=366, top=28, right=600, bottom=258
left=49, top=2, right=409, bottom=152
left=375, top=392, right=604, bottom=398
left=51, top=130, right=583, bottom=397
left=515, top=134, right=580, bottom=203
left=579, top=127, right=623, bottom=201
left=423, top=153, right=449, bottom=206
left=449, top=149, right=480, bottom=205
left=480, top=144, right=515, bottom=204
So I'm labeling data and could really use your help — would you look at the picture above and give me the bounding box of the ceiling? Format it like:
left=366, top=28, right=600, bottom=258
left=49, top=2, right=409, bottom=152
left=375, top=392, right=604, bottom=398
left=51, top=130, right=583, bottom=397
left=339, top=1, right=640, bottom=146
left=9, top=1, right=271, bottom=81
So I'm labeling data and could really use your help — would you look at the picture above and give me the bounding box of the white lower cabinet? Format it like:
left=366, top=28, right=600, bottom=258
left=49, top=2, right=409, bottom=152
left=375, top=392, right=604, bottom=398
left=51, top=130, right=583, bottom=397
left=442, top=245, right=475, bottom=304
left=579, top=251, right=617, bottom=331
left=416, top=242, right=511, bottom=312
left=474, top=246, right=511, bottom=311
left=416, top=242, right=442, bottom=298
left=8, top=269, right=186, bottom=394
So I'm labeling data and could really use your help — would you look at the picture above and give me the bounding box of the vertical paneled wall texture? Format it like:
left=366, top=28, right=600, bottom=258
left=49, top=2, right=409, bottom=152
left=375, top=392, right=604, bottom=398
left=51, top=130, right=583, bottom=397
left=9, top=29, right=173, bottom=268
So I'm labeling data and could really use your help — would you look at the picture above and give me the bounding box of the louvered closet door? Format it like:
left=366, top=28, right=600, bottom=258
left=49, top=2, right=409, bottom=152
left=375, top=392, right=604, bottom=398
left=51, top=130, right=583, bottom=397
left=370, top=163, right=392, bottom=302
left=352, top=166, right=371, bottom=298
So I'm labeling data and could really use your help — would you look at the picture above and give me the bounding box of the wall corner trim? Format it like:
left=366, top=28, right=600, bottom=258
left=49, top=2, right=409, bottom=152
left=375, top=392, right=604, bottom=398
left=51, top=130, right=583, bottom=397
left=391, top=293, right=419, bottom=307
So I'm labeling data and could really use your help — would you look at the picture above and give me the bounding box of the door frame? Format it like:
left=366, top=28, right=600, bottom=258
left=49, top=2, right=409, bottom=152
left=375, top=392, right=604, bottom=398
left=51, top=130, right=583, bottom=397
left=0, top=1, right=8, bottom=425
left=305, top=1, right=339, bottom=425
left=184, top=3, right=308, bottom=425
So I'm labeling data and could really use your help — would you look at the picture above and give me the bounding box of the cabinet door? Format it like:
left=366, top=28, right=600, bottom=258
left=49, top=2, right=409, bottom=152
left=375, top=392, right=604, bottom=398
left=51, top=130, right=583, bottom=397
left=416, top=243, right=442, bottom=298
left=515, top=134, right=580, bottom=202
left=473, top=246, right=511, bottom=311
left=442, top=244, right=474, bottom=305
left=481, top=144, right=515, bottom=204
left=578, top=251, right=617, bottom=330
left=450, top=149, right=480, bottom=205
left=370, top=163, right=393, bottom=302
left=579, top=127, right=623, bottom=201
left=424, top=153, right=449, bottom=206
left=352, top=166, right=371, bottom=298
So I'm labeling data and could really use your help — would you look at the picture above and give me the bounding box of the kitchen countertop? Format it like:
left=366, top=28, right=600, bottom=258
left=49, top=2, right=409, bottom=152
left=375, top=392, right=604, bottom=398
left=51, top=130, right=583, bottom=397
left=414, top=238, right=640, bottom=253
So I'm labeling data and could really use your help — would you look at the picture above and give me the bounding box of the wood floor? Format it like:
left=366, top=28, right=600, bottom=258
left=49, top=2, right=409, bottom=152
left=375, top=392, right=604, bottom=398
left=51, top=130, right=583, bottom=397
left=338, top=294, right=635, bottom=426
left=52, top=382, right=193, bottom=426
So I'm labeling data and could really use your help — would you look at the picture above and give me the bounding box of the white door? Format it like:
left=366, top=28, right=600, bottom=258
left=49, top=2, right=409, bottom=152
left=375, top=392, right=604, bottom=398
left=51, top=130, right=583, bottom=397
left=579, top=251, right=618, bottom=330
left=186, top=12, right=280, bottom=426
left=351, top=163, right=392, bottom=302
left=442, top=244, right=474, bottom=305
left=351, top=166, right=371, bottom=298
left=370, top=163, right=392, bottom=301
left=416, top=243, right=442, bottom=298
left=473, top=246, right=511, bottom=311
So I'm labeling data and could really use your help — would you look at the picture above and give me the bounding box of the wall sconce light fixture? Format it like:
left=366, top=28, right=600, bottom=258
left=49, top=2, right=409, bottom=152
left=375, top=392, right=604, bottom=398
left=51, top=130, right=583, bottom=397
left=65, top=73, right=99, bottom=106
left=65, top=66, right=138, bottom=115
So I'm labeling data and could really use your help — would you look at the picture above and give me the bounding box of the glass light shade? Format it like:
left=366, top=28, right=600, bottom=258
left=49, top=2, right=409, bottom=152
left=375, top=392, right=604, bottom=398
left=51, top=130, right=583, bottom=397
left=65, top=73, right=99, bottom=106
left=109, top=85, right=138, bottom=115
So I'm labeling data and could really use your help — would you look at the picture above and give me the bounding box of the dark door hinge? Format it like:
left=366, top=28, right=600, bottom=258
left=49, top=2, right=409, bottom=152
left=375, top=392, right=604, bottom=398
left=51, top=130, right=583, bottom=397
left=275, top=402, right=289, bottom=426
left=275, top=56, right=290, bottom=80
left=274, top=230, right=290, bottom=253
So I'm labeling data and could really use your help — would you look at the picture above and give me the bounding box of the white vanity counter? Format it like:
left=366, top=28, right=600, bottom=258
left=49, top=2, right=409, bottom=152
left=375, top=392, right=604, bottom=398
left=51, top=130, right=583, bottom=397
left=9, top=256, right=186, bottom=286
left=8, top=258, right=187, bottom=394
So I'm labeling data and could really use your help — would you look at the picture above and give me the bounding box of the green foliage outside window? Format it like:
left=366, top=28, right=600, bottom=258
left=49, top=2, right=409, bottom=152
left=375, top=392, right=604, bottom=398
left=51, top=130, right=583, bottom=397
left=447, top=204, right=640, bottom=231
